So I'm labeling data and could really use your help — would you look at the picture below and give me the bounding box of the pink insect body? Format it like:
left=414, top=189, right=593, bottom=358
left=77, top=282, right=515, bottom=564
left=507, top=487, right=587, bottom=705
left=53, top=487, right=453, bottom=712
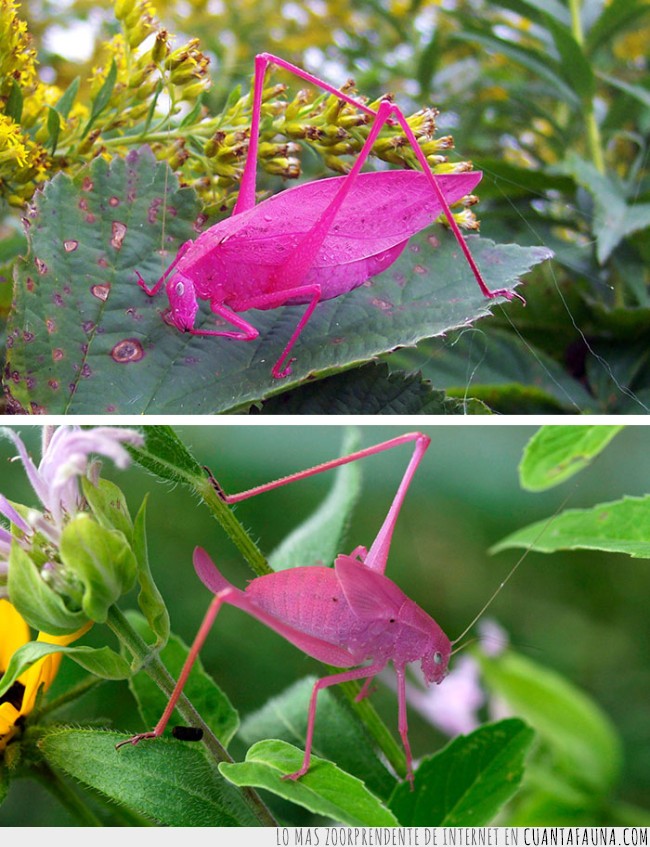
left=138, top=53, right=522, bottom=379
left=118, top=432, right=454, bottom=787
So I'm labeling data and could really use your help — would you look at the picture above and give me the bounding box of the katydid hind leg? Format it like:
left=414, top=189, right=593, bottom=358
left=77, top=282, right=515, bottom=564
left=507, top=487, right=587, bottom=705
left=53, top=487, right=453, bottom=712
left=116, top=590, right=228, bottom=749
left=252, top=53, right=523, bottom=304
left=212, top=431, right=430, bottom=574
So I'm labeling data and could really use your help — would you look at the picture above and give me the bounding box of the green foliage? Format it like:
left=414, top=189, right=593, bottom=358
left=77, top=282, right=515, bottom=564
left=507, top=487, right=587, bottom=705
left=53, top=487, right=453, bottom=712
left=39, top=730, right=259, bottom=826
left=389, top=719, right=535, bottom=825
left=1, top=425, right=648, bottom=826
left=7, top=0, right=647, bottom=412
left=518, top=425, right=624, bottom=490
left=3, top=149, right=547, bottom=414
left=220, top=739, right=400, bottom=826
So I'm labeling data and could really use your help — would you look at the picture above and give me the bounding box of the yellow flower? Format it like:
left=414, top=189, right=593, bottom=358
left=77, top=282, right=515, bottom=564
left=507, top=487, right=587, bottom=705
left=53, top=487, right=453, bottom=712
left=0, top=599, right=91, bottom=752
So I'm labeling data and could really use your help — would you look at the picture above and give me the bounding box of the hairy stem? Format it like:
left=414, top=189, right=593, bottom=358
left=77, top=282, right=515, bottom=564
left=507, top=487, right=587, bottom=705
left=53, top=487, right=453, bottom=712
left=106, top=605, right=277, bottom=826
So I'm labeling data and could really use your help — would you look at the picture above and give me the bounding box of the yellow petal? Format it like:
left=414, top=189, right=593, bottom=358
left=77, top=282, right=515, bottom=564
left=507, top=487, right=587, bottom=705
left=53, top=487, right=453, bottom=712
left=0, top=599, right=30, bottom=670
left=18, top=622, right=93, bottom=716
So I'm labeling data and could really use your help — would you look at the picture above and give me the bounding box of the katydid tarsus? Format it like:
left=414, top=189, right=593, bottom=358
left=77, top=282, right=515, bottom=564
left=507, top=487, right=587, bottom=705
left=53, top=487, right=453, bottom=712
left=137, top=53, right=524, bottom=379
left=117, top=431, right=530, bottom=788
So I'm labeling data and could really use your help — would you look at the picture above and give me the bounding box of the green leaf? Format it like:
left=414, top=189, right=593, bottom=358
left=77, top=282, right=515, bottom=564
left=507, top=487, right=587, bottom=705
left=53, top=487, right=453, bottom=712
left=126, top=611, right=238, bottom=747
left=492, top=494, right=650, bottom=559
left=5, top=81, right=23, bottom=123
left=518, top=425, right=624, bottom=490
left=258, top=362, right=491, bottom=414
left=452, top=28, right=581, bottom=108
left=4, top=148, right=551, bottom=414
left=46, top=106, right=61, bottom=156
left=268, top=428, right=361, bottom=571
left=559, top=153, right=650, bottom=263
left=82, top=59, right=117, bottom=137
left=8, top=542, right=88, bottom=635
left=127, top=424, right=205, bottom=485
left=132, top=497, right=170, bottom=647
left=54, top=76, right=80, bottom=120
left=477, top=650, right=622, bottom=793
left=389, top=719, right=535, bottom=825
left=81, top=476, right=134, bottom=541
left=543, top=13, right=595, bottom=101
left=219, top=739, right=398, bottom=825
left=597, top=72, right=650, bottom=110
left=390, top=327, right=596, bottom=414
left=39, top=729, right=258, bottom=826
left=0, top=641, right=130, bottom=701
left=586, top=0, right=650, bottom=54
left=240, top=676, right=396, bottom=799
left=59, top=514, right=138, bottom=623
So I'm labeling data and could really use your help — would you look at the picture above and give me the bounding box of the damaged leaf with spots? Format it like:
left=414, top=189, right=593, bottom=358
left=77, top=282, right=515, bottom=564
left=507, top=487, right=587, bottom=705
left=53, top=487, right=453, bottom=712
left=4, top=148, right=550, bottom=414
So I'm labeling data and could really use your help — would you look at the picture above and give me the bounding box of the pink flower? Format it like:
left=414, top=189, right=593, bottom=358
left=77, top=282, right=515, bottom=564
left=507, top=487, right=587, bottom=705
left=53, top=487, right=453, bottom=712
left=0, top=425, right=143, bottom=596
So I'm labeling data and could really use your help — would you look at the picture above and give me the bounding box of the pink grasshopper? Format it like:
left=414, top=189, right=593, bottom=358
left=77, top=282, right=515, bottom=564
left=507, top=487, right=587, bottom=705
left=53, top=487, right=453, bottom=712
left=137, top=53, right=523, bottom=379
left=118, top=432, right=474, bottom=787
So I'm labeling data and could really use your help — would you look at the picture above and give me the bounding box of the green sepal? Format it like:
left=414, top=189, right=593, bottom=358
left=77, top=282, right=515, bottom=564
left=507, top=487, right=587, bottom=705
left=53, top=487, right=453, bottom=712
left=8, top=542, right=89, bottom=635
left=59, top=514, right=138, bottom=623
left=81, top=476, right=134, bottom=541
left=132, top=497, right=170, bottom=648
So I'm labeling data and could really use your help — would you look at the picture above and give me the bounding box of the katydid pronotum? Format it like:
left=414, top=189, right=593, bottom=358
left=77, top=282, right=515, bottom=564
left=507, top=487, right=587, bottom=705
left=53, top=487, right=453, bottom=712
left=137, top=53, right=523, bottom=379
left=117, top=431, right=526, bottom=788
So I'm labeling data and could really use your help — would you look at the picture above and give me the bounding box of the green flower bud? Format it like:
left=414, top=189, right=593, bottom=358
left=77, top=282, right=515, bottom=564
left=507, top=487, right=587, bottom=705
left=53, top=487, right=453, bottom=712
left=9, top=543, right=89, bottom=636
left=59, top=514, right=137, bottom=624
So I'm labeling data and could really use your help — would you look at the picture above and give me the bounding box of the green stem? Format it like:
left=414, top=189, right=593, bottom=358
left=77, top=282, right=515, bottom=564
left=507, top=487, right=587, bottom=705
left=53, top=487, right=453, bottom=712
left=106, top=606, right=277, bottom=827
left=568, top=0, right=605, bottom=174
left=338, top=678, right=407, bottom=779
left=196, top=476, right=273, bottom=577
left=33, top=761, right=105, bottom=826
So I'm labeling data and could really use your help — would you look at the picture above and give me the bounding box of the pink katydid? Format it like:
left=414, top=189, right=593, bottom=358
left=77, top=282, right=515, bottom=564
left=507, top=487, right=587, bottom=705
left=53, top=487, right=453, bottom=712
left=117, top=431, right=514, bottom=788
left=137, top=53, right=524, bottom=380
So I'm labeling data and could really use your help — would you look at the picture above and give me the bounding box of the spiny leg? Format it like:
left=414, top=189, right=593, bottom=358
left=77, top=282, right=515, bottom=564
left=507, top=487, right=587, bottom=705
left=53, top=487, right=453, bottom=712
left=396, top=666, right=415, bottom=789
left=186, top=302, right=260, bottom=341
left=239, top=52, right=523, bottom=303
left=116, top=590, right=231, bottom=748
left=284, top=662, right=386, bottom=782
left=210, top=431, right=430, bottom=576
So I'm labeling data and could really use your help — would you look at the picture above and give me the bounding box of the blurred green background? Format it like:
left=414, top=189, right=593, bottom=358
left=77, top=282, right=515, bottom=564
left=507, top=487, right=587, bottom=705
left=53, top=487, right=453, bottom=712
left=0, top=423, right=648, bottom=824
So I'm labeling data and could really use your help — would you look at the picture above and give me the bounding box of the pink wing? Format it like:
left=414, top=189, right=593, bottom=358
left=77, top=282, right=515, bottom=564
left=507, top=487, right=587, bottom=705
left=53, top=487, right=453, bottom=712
left=188, top=170, right=481, bottom=271
left=334, top=554, right=408, bottom=620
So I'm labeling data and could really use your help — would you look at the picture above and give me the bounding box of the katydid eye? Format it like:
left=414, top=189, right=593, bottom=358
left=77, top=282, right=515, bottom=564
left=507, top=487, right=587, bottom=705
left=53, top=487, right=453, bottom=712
left=176, top=282, right=185, bottom=295
left=433, top=651, right=442, bottom=665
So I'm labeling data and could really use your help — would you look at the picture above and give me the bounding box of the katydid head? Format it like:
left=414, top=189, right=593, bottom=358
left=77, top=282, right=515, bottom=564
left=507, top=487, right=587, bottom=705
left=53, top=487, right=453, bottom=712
left=421, top=634, right=452, bottom=686
left=166, top=273, right=198, bottom=332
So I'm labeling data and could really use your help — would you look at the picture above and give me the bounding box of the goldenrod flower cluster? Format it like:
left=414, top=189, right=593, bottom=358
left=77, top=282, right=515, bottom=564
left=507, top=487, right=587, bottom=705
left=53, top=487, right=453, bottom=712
left=0, top=0, right=478, bottom=230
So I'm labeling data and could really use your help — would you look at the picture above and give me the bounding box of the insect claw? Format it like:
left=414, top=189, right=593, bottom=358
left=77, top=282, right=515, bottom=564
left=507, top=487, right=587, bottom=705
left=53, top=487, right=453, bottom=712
left=282, top=769, right=307, bottom=783
left=115, top=731, right=159, bottom=749
left=488, top=288, right=526, bottom=305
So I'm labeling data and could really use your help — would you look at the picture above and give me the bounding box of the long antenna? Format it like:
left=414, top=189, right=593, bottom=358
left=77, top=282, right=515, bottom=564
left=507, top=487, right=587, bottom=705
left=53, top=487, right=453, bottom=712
left=451, top=493, right=573, bottom=646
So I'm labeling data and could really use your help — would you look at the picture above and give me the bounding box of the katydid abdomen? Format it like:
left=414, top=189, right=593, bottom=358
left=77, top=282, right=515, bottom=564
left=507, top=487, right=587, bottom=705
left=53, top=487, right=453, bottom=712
left=175, top=169, right=481, bottom=304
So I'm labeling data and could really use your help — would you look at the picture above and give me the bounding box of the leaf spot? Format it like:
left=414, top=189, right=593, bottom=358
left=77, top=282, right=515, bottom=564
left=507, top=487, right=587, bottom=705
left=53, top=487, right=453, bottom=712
left=63, top=239, right=79, bottom=252
left=111, top=221, right=127, bottom=249
left=91, top=284, right=111, bottom=301
left=52, top=348, right=64, bottom=361
left=111, top=338, right=145, bottom=363
left=35, top=257, right=48, bottom=275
